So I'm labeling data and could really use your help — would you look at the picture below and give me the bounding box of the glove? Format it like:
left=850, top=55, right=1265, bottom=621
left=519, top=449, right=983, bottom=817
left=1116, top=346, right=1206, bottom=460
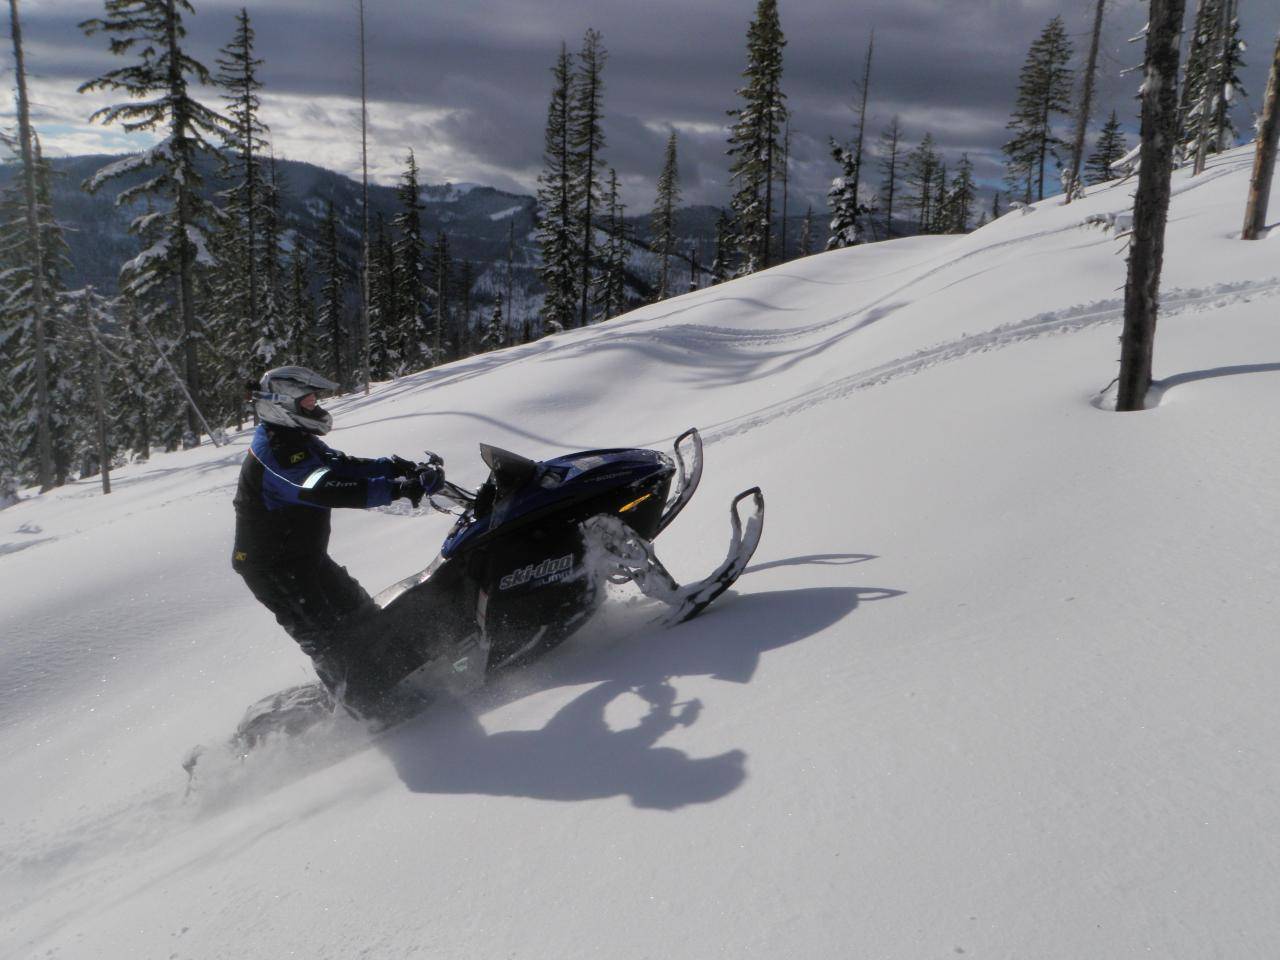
left=417, top=462, right=445, bottom=496
left=393, top=477, right=426, bottom=508
left=389, top=455, right=418, bottom=478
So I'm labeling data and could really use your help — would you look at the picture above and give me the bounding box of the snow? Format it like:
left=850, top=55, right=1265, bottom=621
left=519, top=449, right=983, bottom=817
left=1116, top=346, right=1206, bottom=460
left=489, top=205, right=523, bottom=221
left=5, top=145, right=1280, bottom=958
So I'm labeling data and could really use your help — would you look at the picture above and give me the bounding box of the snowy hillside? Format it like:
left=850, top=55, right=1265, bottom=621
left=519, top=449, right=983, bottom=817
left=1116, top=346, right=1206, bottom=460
left=4, top=144, right=1280, bottom=959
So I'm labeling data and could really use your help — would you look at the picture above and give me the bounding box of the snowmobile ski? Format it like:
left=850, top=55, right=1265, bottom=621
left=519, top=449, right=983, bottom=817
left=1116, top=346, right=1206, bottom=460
left=583, top=485, right=764, bottom=625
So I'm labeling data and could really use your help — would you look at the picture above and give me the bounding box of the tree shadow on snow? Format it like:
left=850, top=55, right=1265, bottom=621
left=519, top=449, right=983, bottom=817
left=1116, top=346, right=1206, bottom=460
left=379, top=582, right=904, bottom=809
left=1149, top=362, right=1280, bottom=405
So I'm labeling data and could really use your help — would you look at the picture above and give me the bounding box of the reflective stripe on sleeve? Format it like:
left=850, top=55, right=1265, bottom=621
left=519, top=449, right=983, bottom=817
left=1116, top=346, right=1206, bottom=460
left=301, top=467, right=331, bottom=489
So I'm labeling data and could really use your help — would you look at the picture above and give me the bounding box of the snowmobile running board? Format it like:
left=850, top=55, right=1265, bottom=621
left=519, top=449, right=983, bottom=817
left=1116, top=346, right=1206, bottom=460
left=656, top=428, right=704, bottom=537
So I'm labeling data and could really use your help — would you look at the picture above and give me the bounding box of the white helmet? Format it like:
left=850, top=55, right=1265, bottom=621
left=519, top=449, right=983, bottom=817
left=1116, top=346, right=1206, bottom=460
left=256, top=366, right=340, bottom=435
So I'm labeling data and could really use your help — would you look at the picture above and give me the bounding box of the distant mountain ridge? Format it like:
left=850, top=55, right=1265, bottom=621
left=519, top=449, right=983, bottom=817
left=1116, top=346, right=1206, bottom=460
left=1, top=154, right=734, bottom=312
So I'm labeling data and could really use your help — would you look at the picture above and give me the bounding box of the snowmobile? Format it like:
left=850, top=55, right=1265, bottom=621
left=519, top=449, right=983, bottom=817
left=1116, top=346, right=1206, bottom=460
left=193, top=428, right=763, bottom=768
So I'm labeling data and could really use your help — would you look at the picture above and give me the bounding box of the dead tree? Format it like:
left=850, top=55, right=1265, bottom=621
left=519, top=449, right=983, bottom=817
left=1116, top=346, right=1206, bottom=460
left=1065, top=0, right=1107, bottom=203
left=1242, top=31, right=1280, bottom=240
left=1117, top=0, right=1186, bottom=412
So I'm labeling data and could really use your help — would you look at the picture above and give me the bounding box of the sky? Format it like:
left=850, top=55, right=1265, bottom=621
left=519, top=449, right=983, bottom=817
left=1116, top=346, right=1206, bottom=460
left=5, top=0, right=1276, bottom=212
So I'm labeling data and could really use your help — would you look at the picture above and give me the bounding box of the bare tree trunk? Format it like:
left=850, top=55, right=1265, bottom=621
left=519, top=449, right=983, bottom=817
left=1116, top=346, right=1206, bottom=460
left=359, top=0, right=371, bottom=393
left=851, top=31, right=874, bottom=216
left=1117, top=0, right=1187, bottom=412
left=779, top=122, right=789, bottom=261
left=9, top=0, right=53, bottom=490
left=1066, top=0, right=1107, bottom=203
left=1242, top=31, right=1280, bottom=240
left=83, top=290, right=111, bottom=495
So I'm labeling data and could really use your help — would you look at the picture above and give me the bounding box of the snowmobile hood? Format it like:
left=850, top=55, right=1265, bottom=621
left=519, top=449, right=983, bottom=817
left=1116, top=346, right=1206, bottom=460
left=441, top=446, right=674, bottom=559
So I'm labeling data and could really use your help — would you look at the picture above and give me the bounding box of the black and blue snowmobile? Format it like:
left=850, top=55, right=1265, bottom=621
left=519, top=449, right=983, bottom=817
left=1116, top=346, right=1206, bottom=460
left=198, top=428, right=763, bottom=765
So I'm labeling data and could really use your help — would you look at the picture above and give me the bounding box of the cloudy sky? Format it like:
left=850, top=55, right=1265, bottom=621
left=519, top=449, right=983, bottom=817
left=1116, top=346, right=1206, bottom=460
left=7, top=0, right=1275, bottom=212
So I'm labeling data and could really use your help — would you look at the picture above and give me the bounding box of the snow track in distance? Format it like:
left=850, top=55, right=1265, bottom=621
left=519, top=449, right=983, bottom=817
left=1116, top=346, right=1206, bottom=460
left=701, top=276, right=1280, bottom=445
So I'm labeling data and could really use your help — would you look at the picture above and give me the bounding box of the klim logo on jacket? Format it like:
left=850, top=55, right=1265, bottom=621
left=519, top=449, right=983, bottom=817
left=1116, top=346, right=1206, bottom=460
left=499, top=554, right=575, bottom=591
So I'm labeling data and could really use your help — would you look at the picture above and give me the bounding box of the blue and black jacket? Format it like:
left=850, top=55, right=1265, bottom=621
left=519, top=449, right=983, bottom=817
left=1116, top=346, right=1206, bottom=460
left=232, top=423, right=398, bottom=569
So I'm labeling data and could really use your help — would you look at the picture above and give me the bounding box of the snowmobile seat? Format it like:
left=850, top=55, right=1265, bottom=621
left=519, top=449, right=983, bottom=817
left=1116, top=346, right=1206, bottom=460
left=480, top=443, right=538, bottom=502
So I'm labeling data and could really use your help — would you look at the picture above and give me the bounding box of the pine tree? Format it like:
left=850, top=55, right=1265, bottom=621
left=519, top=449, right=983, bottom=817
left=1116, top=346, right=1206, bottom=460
left=0, top=136, right=79, bottom=486
left=1180, top=0, right=1246, bottom=171
left=1086, top=111, right=1128, bottom=184
left=651, top=131, right=681, bottom=301
left=367, top=214, right=400, bottom=378
left=252, top=154, right=289, bottom=369
left=429, top=231, right=452, bottom=359
left=80, top=0, right=228, bottom=446
left=456, top=260, right=474, bottom=356
left=212, top=7, right=268, bottom=413
left=877, top=116, right=904, bottom=239
left=392, top=150, right=430, bottom=369
left=597, top=168, right=629, bottom=320
left=7, top=0, right=56, bottom=489
left=945, top=155, right=976, bottom=233
left=929, top=161, right=949, bottom=234
left=711, top=209, right=733, bottom=284
left=571, top=28, right=607, bottom=328
left=1243, top=32, right=1280, bottom=241
left=537, top=44, right=580, bottom=334
left=481, top=296, right=505, bottom=351
left=827, top=32, right=875, bottom=250
left=826, top=139, right=866, bottom=249
left=282, top=242, right=316, bottom=369
left=317, top=199, right=346, bottom=387
left=1002, top=16, right=1075, bottom=203
left=799, top=206, right=813, bottom=256
left=726, top=0, right=787, bottom=274
left=904, top=133, right=939, bottom=233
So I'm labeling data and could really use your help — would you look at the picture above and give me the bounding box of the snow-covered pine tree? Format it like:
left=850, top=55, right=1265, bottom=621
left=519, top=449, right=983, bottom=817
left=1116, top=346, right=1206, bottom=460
left=597, top=168, right=629, bottom=321
left=826, top=140, right=865, bottom=249
left=1086, top=110, right=1128, bottom=184
left=0, top=135, right=79, bottom=486
left=726, top=0, right=787, bottom=274
left=904, top=133, right=938, bottom=233
left=63, top=286, right=119, bottom=485
left=112, top=290, right=155, bottom=460
left=7, top=0, right=56, bottom=489
left=571, top=29, right=607, bottom=328
left=392, top=150, right=431, bottom=370
left=651, top=131, right=681, bottom=301
left=212, top=7, right=269, bottom=417
left=1002, top=15, right=1074, bottom=203
left=537, top=44, right=580, bottom=335
left=481, top=295, right=504, bottom=351
left=877, top=116, right=903, bottom=239
left=827, top=31, right=874, bottom=250
left=1180, top=0, right=1247, bottom=172
left=317, top=199, right=347, bottom=387
left=80, top=0, right=228, bottom=448
left=429, top=231, right=451, bottom=359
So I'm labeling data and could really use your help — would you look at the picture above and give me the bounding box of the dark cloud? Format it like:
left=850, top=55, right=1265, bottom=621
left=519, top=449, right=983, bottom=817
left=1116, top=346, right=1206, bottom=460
left=14, top=0, right=1277, bottom=211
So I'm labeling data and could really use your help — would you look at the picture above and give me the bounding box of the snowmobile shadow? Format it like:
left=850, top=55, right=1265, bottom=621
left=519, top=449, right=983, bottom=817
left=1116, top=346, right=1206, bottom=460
left=379, top=585, right=902, bottom=809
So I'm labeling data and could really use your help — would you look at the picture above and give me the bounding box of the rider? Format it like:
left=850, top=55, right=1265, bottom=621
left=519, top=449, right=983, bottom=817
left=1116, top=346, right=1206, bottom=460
left=231, top=365, right=444, bottom=715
